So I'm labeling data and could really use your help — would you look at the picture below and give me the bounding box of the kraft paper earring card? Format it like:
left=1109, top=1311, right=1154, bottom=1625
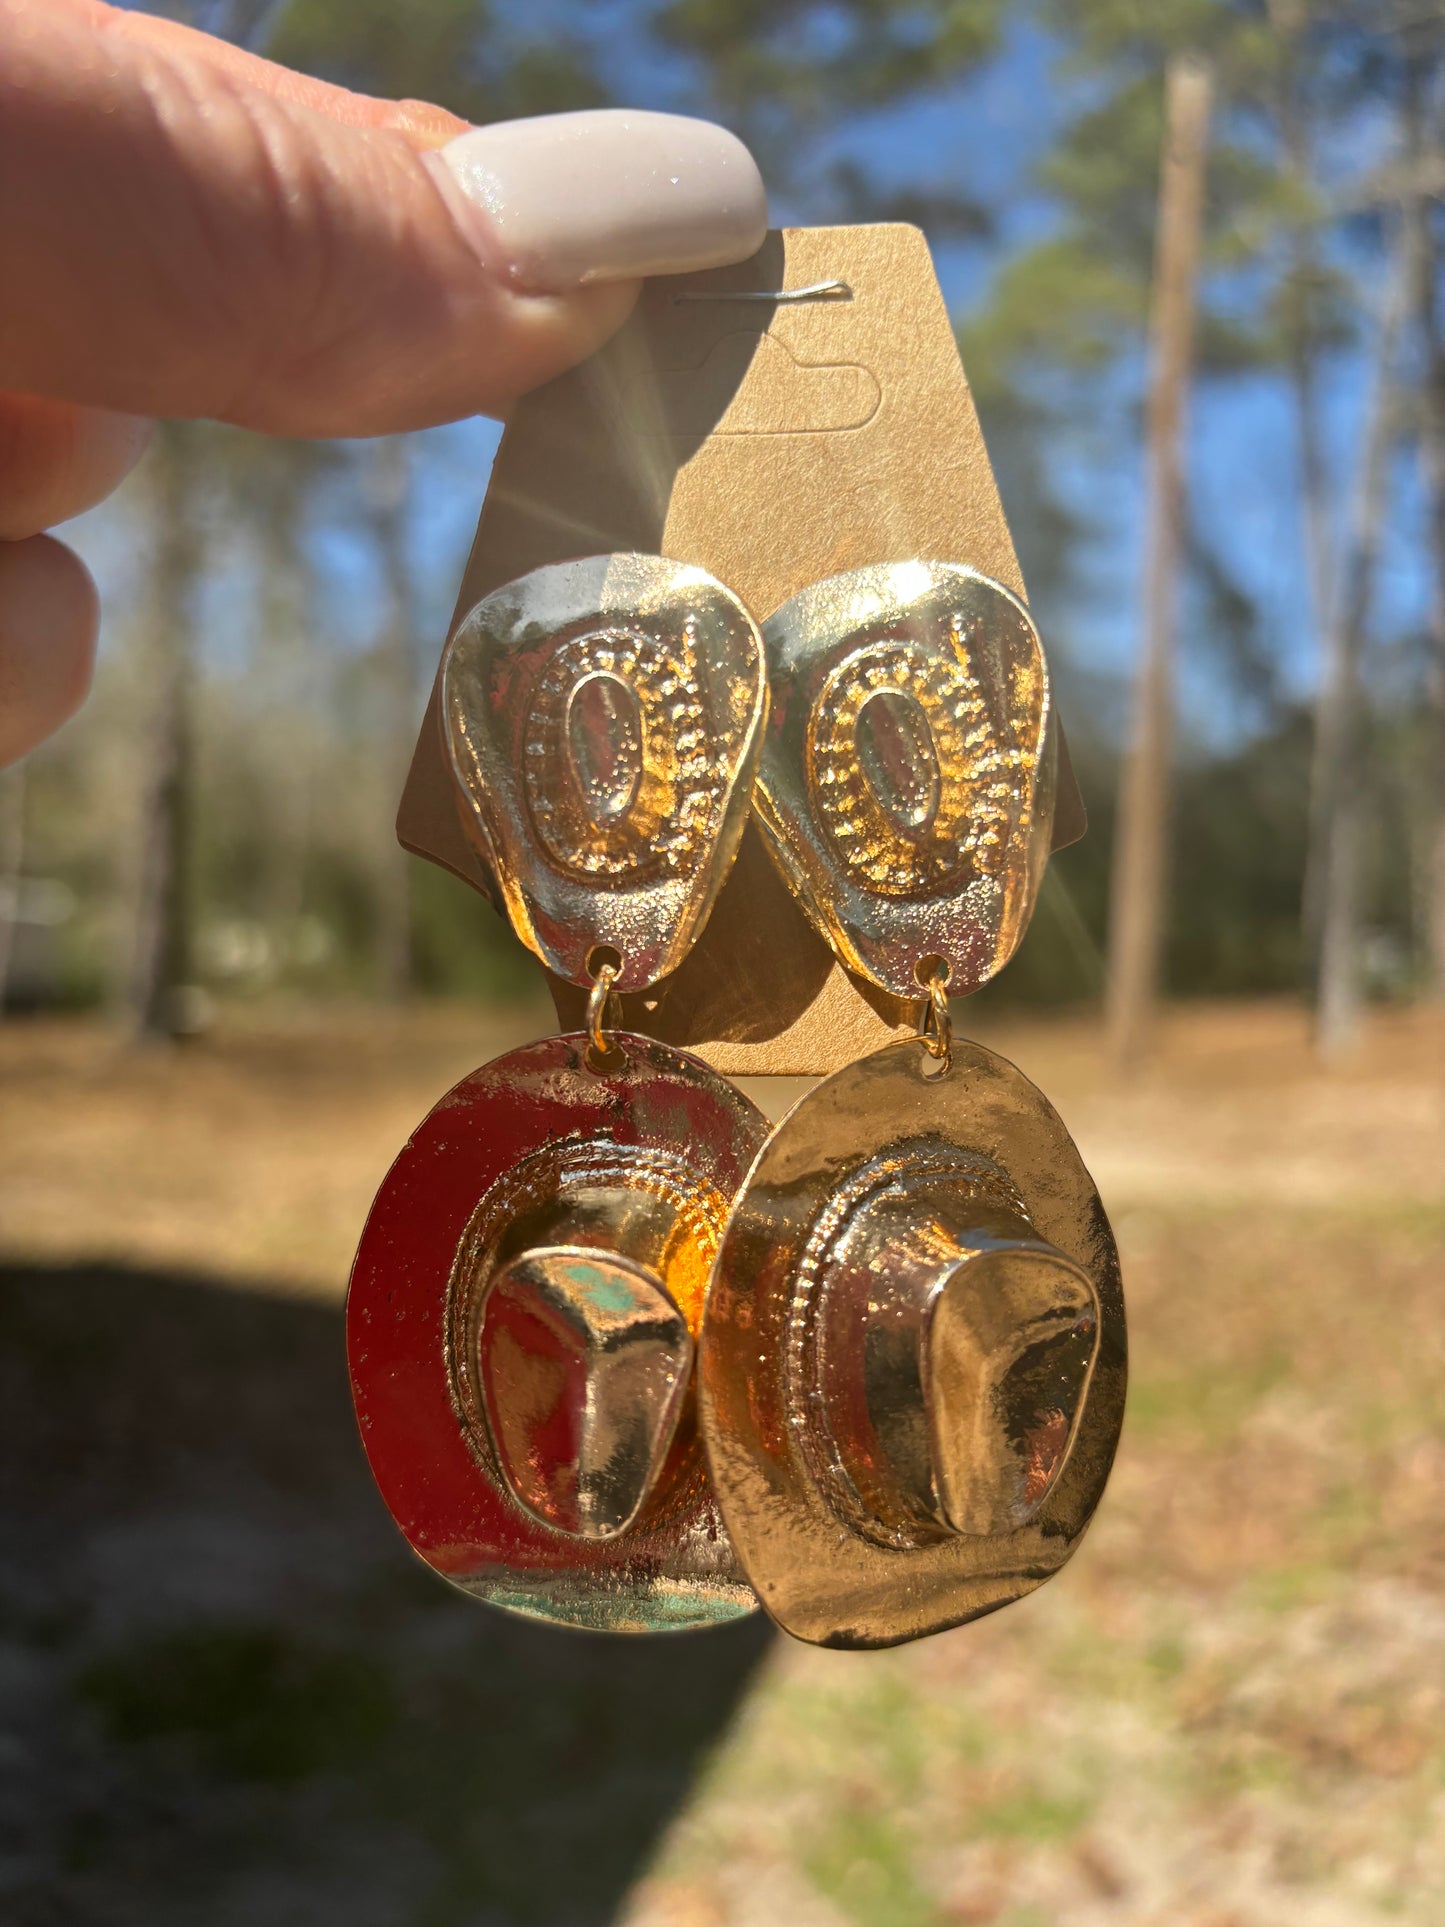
left=397, top=224, right=1085, bottom=1076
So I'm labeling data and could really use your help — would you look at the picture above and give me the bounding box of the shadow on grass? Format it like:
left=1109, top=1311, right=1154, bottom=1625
left=0, top=1262, right=773, bottom=1927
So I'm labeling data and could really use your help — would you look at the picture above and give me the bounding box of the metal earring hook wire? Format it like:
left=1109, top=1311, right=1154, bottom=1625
left=671, top=279, right=853, bottom=305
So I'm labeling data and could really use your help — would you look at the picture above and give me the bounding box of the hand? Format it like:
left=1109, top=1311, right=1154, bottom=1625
left=0, top=0, right=767, bottom=767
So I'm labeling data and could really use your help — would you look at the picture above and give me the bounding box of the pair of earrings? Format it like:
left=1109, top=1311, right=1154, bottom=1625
left=347, top=553, right=1125, bottom=1649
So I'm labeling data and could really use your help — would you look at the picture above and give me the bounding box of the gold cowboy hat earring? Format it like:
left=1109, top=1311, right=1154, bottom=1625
left=348, top=554, right=770, bottom=1633
left=698, top=561, right=1127, bottom=1648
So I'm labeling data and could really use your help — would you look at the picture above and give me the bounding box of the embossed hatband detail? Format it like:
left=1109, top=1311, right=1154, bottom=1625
left=754, top=560, right=1055, bottom=997
left=348, top=1030, right=769, bottom=1634
left=698, top=1034, right=1126, bottom=1649
left=442, top=553, right=767, bottom=991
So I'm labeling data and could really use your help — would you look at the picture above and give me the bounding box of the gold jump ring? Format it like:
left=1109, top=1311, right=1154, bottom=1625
left=585, top=960, right=622, bottom=1064
left=917, top=967, right=953, bottom=1066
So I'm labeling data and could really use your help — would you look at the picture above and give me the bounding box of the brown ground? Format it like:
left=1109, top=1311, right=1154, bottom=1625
left=0, top=999, right=1442, bottom=1926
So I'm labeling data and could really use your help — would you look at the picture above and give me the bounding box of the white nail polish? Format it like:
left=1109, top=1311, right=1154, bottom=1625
left=426, top=108, right=768, bottom=293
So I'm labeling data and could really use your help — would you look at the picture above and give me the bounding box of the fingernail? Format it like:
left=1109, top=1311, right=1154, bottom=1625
left=426, top=108, right=768, bottom=293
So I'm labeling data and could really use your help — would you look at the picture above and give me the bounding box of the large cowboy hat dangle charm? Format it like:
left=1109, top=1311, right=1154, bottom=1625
left=699, top=562, right=1127, bottom=1648
left=348, top=554, right=769, bottom=1633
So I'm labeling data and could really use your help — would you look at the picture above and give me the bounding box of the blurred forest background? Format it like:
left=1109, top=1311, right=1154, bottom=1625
left=4, top=0, right=1445, bottom=1059
left=4, top=10, right=1445, bottom=1923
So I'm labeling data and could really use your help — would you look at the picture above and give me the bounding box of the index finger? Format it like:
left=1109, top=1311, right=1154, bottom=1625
left=0, top=1, right=767, bottom=438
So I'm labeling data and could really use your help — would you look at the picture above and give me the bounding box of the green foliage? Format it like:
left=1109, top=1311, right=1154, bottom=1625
left=128, top=0, right=609, bottom=122
left=963, top=239, right=1145, bottom=394
left=31, top=0, right=1435, bottom=1019
left=968, top=1787, right=1094, bottom=1842
left=267, top=0, right=607, bottom=120
left=805, top=1804, right=942, bottom=1927
left=968, top=699, right=1433, bottom=1010
left=1042, top=0, right=1277, bottom=77
left=657, top=0, right=1006, bottom=225
left=657, top=0, right=1005, bottom=116
left=955, top=0, right=1443, bottom=1009
left=409, top=860, right=540, bottom=999
left=973, top=5, right=1296, bottom=390
left=1168, top=718, right=1313, bottom=994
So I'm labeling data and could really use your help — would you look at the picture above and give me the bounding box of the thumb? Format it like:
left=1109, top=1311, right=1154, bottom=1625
left=0, top=2, right=767, bottom=438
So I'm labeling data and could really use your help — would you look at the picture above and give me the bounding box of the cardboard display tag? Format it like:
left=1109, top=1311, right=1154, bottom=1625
left=398, top=225, right=1086, bottom=1075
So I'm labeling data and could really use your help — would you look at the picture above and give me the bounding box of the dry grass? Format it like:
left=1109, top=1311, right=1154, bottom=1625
left=0, top=998, right=1442, bottom=1925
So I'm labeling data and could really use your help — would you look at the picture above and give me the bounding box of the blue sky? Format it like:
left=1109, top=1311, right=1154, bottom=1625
left=69, top=4, right=1427, bottom=761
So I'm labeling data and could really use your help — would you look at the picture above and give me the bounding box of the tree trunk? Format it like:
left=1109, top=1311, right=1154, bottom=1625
left=1105, top=54, right=1213, bottom=1069
left=129, top=426, right=204, bottom=1041
left=1309, top=219, right=1411, bottom=1059
left=255, top=453, right=319, bottom=949
left=365, top=436, right=416, bottom=1001
left=0, top=765, right=26, bottom=1014
left=1408, top=147, right=1445, bottom=997
left=1271, top=7, right=1340, bottom=963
